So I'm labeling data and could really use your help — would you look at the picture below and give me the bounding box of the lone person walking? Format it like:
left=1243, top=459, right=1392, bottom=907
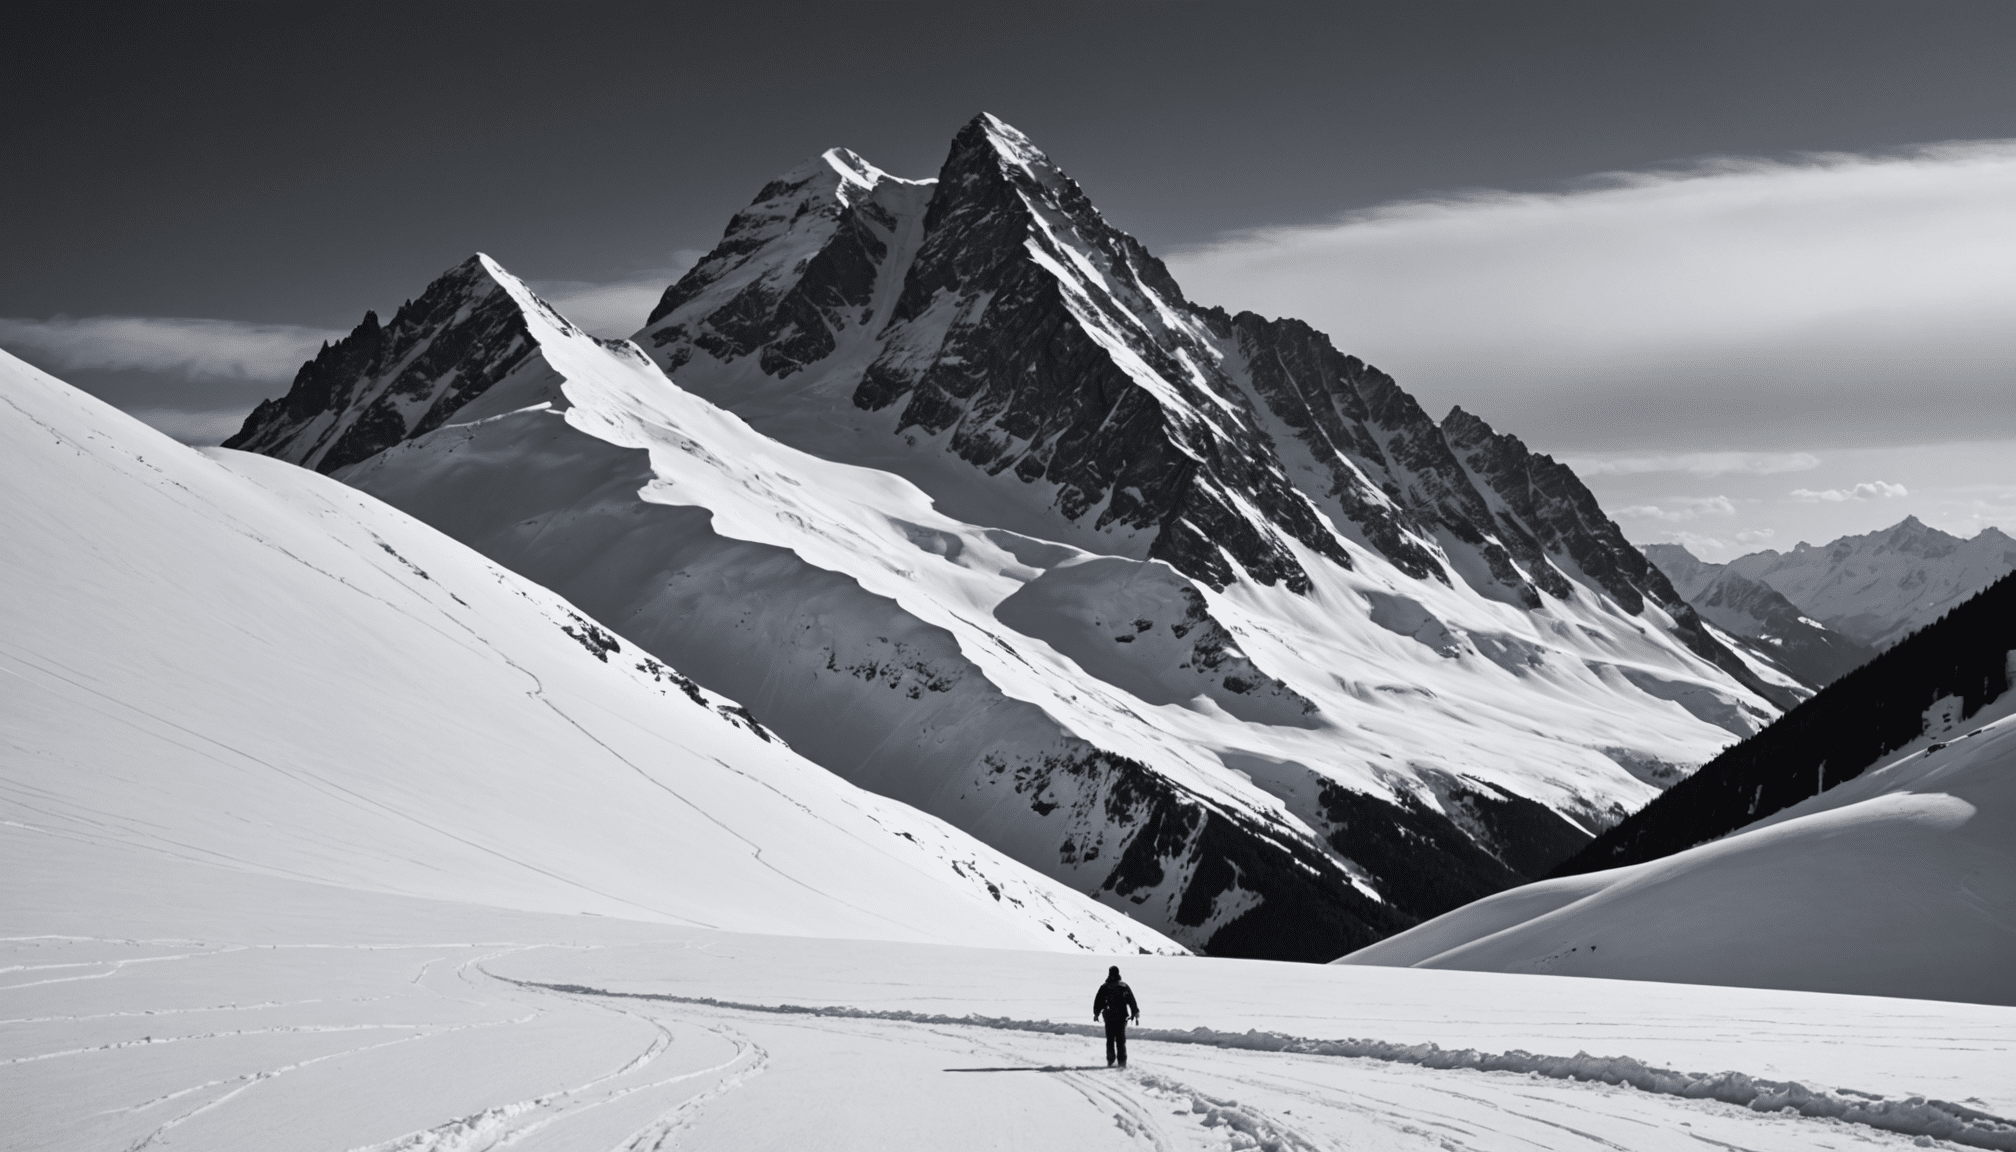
left=1092, top=965, right=1140, bottom=1068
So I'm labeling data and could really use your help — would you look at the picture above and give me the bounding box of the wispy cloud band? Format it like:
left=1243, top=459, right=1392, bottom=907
left=1167, top=140, right=2016, bottom=449
left=1565, top=451, right=1822, bottom=478
left=0, top=315, right=340, bottom=384
left=1791, top=481, right=1908, bottom=503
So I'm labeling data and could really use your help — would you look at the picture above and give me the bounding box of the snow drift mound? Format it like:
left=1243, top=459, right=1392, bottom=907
left=1557, top=569, right=2016, bottom=875
left=1340, top=651, right=2016, bottom=1004
left=0, top=348, right=1175, bottom=955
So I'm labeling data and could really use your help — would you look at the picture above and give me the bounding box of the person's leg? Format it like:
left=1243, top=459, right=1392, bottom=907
left=1105, top=1022, right=1117, bottom=1065
left=1115, top=1023, right=1127, bottom=1067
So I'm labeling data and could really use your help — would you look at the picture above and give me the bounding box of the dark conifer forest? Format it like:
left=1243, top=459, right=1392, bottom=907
left=1552, top=571, right=2016, bottom=877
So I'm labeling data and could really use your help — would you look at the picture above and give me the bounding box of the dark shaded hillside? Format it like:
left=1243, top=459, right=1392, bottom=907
left=1551, top=569, right=2016, bottom=877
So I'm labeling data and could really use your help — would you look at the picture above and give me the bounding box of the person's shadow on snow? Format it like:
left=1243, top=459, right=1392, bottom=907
left=943, top=1065, right=1111, bottom=1073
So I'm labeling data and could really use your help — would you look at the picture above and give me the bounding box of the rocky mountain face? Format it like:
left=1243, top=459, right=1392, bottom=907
left=224, top=257, right=584, bottom=471
left=1645, top=543, right=1875, bottom=689
left=226, top=117, right=1797, bottom=961
left=637, top=115, right=1788, bottom=709
left=1706, top=518, right=2016, bottom=650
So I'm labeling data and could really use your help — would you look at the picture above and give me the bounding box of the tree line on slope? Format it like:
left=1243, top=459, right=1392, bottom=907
left=1550, top=570, right=2016, bottom=877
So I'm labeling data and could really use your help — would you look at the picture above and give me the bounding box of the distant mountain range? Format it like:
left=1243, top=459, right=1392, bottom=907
left=1644, top=544, right=1876, bottom=689
left=220, top=115, right=1798, bottom=960
left=1648, top=518, right=2016, bottom=664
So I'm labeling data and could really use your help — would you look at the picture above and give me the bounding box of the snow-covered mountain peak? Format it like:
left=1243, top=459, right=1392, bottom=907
left=972, top=111, right=1042, bottom=164
left=955, top=112, right=1118, bottom=215
left=819, top=146, right=907, bottom=200
left=1716, top=517, right=2016, bottom=649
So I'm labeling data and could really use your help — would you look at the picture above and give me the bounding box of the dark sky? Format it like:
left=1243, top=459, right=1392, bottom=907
left=5, top=0, right=2015, bottom=561
left=8, top=0, right=2014, bottom=328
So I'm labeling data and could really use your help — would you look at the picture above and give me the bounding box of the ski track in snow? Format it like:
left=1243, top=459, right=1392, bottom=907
left=8, top=931, right=2011, bottom=1151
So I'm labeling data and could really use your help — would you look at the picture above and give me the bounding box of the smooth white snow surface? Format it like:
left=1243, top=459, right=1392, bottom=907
left=1340, top=682, right=2016, bottom=1006
left=0, top=348, right=1169, bottom=954
left=7, top=830, right=2015, bottom=1151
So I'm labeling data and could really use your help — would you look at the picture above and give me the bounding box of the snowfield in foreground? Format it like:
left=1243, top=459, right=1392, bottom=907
left=7, top=830, right=2015, bottom=1152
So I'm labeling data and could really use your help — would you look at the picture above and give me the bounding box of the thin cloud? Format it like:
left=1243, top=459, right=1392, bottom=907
left=128, top=407, right=253, bottom=446
left=1660, top=531, right=1737, bottom=561
left=1167, top=140, right=2016, bottom=449
left=1734, top=529, right=1777, bottom=545
left=0, top=315, right=338, bottom=383
left=1616, top=496, right=1736, bottom=523
left=1790, top=481, right=1908, bottom=502
left=1567, top=452, right=1821, bottom=478
left=529, top=253, right=702, bottom=339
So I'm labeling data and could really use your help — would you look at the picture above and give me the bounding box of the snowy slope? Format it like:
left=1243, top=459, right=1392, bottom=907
left=0, top=348, right=1171, bottom=955
left=1717, top=518, right=2016, bottom=649
left=223, top=119, right=1802, bottom=960
left=9, top=831, right=2016, bottom=1151
left=1645, top=542, right=1874, bottom=687
left=1338, top=670, right=2016, bottom=1004
left=267, top=255, right=1783, bottom=959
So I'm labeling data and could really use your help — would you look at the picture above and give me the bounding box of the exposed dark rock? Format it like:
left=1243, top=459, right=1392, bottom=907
left=1418, top=772, right=1594, bottom=879
left=852, top=117, right=1350, bottom=593
left=1175, top=807, right=1418, bottom=962
left=224, top=256, right=538, bottom=473
left=1316, top=783, right=1526, bottom=920
left=560, top=614, right=622, bottom=662
left=1217, top=312, right=1446, bottom=582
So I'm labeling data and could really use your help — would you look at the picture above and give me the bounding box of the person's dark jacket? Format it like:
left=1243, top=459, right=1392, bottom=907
left=1093, top=978, right=1139, bottom=1024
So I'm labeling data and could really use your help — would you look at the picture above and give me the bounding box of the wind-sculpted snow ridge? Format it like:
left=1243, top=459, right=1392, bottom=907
left=521, top=979, right=2016, bottom=1150
left=227, top=122, right=1806, bottom=960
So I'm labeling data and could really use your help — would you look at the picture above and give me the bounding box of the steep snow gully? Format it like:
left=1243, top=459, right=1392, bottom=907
left=223, top=115, right=1802, bottom=960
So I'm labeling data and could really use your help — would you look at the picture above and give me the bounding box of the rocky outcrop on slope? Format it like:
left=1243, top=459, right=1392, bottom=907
left=644, top=148, right=909, bottom=379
